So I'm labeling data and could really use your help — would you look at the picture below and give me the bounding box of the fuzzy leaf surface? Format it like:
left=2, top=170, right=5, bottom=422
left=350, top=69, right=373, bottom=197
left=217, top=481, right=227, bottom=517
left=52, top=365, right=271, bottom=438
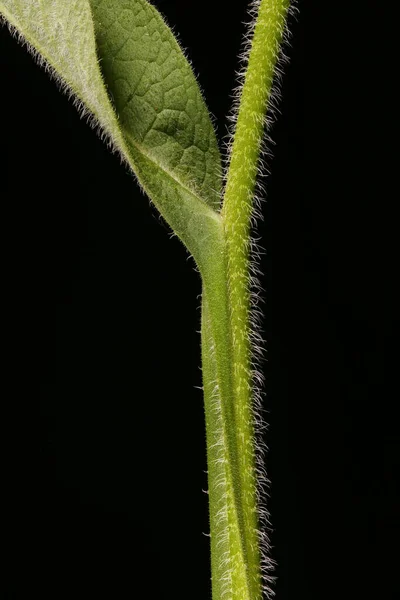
left=90, top=0, right=222, bottom=211
left=0, top=0, right=222, bottom=257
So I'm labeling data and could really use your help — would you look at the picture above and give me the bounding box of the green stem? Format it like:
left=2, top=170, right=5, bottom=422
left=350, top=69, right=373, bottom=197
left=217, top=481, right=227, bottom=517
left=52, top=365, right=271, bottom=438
left=201, top=2, right=290, bottom=599
left=201, top=253, right=253, bottom=600
left=201, top=234, right=252, bottom=600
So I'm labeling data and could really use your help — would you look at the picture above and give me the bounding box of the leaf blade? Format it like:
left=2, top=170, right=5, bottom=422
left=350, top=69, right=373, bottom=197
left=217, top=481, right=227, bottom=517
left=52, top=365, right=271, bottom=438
left=0, top=0, right=125, bottom=148
left=90, top=0, right=222, bottom=211
left=0, top=0, right=222, bottom=259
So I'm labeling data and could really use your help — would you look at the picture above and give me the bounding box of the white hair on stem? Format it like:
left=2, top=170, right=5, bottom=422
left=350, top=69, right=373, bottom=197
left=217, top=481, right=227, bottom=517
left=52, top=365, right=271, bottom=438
left=221, top=1, right=298, bottom=596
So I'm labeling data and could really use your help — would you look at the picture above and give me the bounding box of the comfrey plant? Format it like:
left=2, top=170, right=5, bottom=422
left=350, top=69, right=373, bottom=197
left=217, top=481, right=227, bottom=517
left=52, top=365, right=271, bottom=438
left=0, top=1, right=292, bottom=598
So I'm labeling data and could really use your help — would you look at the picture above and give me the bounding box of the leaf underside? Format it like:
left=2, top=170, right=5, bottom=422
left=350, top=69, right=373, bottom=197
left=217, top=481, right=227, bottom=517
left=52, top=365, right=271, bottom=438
left=0, top=0, right=222, bottom=261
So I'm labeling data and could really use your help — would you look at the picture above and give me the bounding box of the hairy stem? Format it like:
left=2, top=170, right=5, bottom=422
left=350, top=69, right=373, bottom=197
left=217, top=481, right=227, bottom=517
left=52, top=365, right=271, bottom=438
left=201, top=1, right=290, bottom=599
left=0, top=1, right=291, bottom=597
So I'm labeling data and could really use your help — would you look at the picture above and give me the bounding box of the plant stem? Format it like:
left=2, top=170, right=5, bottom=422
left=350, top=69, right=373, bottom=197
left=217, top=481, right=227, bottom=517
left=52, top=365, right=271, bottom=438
left=201, top=1, right=290, bottom=599
left=202, top=253, right=254, bottom=600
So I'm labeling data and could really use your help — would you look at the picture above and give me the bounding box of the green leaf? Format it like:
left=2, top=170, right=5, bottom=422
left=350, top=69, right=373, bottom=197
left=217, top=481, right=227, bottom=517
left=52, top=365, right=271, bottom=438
left=0, top=0, right=125, bottom=148
left=90, top=0, right=221, bottom=212
left=0, top=0, right=222, bottom=262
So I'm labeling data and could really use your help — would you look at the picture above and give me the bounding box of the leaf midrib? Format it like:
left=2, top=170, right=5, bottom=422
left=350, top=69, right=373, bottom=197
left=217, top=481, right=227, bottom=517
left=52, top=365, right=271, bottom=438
left=123, top=130, right=221, bottom=218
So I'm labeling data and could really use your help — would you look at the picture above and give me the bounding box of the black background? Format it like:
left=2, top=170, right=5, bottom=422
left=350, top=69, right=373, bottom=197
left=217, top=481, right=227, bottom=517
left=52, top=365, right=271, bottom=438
left=1, top=1, right=398, bottom=599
